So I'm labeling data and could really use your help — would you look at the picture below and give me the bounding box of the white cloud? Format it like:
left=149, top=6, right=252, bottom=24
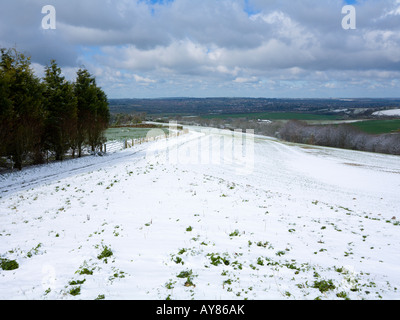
left=233, top=76, right=259, bottom=83
left=133, top=74, right=157, bottom=84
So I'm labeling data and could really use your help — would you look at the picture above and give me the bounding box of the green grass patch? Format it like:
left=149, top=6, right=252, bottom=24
left=208, top=253, right=230, bottom=266
left=312, top=279, right=336, bottom=293
left=69, top=286, right=81, bottom=296
left=177, top=269, right=196, bottom=287
left=77, top=268, right=93, bottom=275
left=105, top=127, right=169, bottom=141
left=97, top=245, right=113, bottom=261
left=350, top=120, right=400, bottom=134
left=69, top=279, right=86, bottom=286
left=0, top=258, right=19, bottom=271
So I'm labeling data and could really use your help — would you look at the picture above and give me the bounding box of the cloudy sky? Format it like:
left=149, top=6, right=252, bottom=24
left=1, top=0, right=400, bottom=98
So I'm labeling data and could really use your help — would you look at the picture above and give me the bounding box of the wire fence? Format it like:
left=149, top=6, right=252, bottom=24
left=0, top=129, right=189, bottom=171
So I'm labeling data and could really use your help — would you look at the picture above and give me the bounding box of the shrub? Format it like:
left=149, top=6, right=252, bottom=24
left=279, top=120, right=400, bottom=156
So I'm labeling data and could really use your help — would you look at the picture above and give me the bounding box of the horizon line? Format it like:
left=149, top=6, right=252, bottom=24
left=107, top=97, right=400, bottom=100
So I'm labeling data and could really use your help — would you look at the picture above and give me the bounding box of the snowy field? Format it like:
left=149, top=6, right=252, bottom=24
left=0, top=126, right=400, bottom=300
left=373, top=109, right=400, bottom=117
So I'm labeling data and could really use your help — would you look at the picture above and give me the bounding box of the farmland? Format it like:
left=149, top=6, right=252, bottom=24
left=199, top=112, right=400, bottom=135
left=105, top=127, right=170, bottom=142
left=349, top=120, right=400, bottom=134
left=201, top=112, right=341, bottom=121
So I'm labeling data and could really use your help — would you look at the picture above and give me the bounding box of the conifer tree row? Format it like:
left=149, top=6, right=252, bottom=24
left=0, top=48, right=110, bottom=170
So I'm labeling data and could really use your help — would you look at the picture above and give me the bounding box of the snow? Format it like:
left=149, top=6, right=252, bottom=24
left=1, top=126, right=400, bottom=300
left=373, top=109, right=400, bottom=117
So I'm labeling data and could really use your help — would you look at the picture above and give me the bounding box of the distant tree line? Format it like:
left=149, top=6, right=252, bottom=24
left=279, top=120, right=400, bottom=156
left=109, top=97, right=400, bottom=117
left=110, top=112, right=147, bottom=126
left=175, top=116, right=285, bottom=137
left=0, top=48, right=110, bottom=170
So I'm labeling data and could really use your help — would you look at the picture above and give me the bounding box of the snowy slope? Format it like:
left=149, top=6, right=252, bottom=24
left=0, top=127, right=399, bottom=300
left=373, top=109, right=400, bottom=117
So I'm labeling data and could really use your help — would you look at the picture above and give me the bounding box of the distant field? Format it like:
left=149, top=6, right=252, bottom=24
left=105, top=127, right=169, bottom=141
left=350, top=120, right=400, bottom=134
left=203, top=112, right=341, bottom=121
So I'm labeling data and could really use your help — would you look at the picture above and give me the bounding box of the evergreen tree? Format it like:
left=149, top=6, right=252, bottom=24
left=74, top=69, right=94, bottom=157
left=43, top=60, right=77, bottom=161
left=0, top=48, right=45, bottom=169
left=1, top=48, right=109, bottom=169
left=89, top=84, right=110, bottom=152
left=0, top=60, right=12, bottom=157
left=74, top=68, right=109, bottom=155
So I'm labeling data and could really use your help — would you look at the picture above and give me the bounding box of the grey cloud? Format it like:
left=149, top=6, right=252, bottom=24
left=0, top=0, right=78, bottom=66
left=1, top=0, right=400, bottom=97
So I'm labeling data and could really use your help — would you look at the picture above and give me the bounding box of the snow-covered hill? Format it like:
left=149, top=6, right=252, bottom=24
left=1, top=127, right=399, bottom=300
left=373, top=109, right=400, bottom=117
